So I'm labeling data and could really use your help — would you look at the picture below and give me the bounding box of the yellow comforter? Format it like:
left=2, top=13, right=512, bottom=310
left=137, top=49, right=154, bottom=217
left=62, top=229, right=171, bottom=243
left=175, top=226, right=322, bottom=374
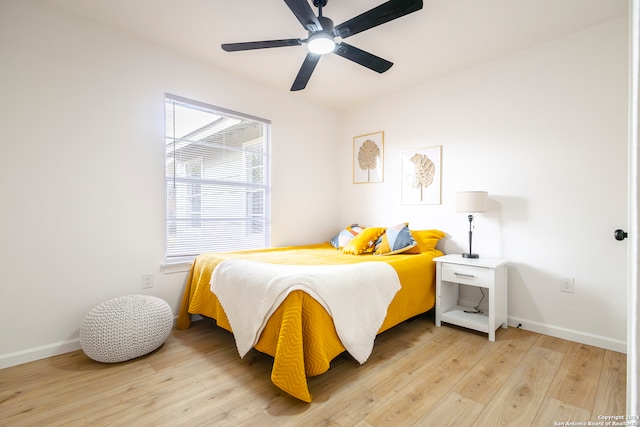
left=177, top=243, right=440, bottom=402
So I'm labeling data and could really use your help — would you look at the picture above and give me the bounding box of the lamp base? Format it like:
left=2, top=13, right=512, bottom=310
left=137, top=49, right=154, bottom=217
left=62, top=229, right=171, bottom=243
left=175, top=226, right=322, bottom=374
left=463, top=253, right=479, bottom=259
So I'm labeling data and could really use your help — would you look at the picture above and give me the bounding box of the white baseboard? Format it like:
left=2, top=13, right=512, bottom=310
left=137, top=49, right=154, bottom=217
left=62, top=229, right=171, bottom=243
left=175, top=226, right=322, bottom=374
left=0, top=315, right=194, bottom=370
left=0, top=339, right=82, bottom=370
left=508, top=316, right=627, bottom=354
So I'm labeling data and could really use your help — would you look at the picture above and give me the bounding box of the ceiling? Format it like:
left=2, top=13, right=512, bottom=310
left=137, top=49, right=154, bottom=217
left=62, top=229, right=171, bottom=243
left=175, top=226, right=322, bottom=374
left=38, top=0, right=628, bottom=110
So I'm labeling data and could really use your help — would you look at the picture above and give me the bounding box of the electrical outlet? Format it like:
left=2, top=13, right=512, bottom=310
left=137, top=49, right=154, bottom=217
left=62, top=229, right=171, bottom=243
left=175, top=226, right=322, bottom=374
left=142, top=273, right=153, bottom=289
left=560, top=277, right=574, bottom=293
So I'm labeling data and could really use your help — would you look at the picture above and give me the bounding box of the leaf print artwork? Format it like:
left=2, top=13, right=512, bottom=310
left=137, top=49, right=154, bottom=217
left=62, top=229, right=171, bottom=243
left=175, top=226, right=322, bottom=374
left=401, top=146, right=441, bottom=205
left=409, top=153, right=435, bottom=201
left=353, top=131, right=384, bottom=183
left=358, top=139, right=380, bottom=182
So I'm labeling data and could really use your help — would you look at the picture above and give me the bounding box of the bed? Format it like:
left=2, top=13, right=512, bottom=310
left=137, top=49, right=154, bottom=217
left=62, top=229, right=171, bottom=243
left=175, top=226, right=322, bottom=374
left=177, top=227, right=445, bottom=402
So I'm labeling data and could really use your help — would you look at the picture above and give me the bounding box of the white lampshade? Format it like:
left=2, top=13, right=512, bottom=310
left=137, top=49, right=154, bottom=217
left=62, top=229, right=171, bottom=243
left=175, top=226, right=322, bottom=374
left=456, top=191, right=488, bottom=213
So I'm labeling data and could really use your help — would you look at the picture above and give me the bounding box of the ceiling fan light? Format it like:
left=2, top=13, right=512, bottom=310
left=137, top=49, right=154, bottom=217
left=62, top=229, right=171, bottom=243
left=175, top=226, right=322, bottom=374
left=307, top=33, right=335, bottom=55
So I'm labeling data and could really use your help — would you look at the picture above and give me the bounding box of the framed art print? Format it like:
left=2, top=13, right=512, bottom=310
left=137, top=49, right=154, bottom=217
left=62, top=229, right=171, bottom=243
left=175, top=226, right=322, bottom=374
left=353, top=131, right=384, bottom=183
left=401, top=145, right=442, bottom=204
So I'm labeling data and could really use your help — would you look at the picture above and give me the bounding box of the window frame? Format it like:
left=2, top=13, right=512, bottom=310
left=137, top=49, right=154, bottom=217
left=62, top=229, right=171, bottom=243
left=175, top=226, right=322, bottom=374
left=164, top=94, right=271, bottom=264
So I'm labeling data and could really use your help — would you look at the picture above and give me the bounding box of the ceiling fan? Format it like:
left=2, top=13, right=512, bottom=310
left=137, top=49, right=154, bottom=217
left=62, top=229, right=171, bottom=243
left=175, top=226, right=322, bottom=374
left=221, top=0, right=423, bottom=91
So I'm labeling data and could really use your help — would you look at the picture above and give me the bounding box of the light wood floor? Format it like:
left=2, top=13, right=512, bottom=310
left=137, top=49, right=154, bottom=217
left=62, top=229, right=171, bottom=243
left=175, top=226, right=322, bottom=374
left=1, top=312, right=626, bottom=426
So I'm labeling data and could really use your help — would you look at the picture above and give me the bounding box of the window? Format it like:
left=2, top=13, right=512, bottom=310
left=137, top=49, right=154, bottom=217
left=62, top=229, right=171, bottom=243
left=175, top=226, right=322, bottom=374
left=165, top=94, right=271, bottom=262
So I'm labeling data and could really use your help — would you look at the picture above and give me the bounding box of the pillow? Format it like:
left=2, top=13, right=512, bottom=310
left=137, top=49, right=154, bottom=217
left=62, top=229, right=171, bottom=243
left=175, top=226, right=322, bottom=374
left=342, top=227, right=386, bottom=255
left=329, top=224, right=364, bottom=249
left=374, top=223, right=418, bottom=255
left=404, top=229, right=446, bottom=254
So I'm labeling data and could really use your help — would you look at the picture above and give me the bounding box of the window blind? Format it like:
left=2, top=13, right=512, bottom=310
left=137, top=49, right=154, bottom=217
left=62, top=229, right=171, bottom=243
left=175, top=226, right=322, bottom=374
left=165, top=94, right=271, bottom=262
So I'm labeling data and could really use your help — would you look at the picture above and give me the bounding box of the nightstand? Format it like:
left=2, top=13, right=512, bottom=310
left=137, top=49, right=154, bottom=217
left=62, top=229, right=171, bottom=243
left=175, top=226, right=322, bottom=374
left=434, top=254, right=508, bottom=341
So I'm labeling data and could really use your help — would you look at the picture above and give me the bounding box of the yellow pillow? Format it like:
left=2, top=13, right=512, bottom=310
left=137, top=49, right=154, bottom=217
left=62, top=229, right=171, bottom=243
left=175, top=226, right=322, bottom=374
left=404, top=229, right=446, bottom=254
left=342, top=227, right=386, bottom=255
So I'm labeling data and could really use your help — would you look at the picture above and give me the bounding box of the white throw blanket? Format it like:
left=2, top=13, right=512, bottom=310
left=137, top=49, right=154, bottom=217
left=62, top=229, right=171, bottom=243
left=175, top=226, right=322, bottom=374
left=210, top=259, right=401, bottom=364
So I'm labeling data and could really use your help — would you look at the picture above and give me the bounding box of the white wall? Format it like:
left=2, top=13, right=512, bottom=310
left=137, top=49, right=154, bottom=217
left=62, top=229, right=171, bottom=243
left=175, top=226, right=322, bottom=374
left=0, top=0, right=340, bottom=367
left=0, top=0, right=629, bottom=367
left=339, top=18, right=629, bottom=351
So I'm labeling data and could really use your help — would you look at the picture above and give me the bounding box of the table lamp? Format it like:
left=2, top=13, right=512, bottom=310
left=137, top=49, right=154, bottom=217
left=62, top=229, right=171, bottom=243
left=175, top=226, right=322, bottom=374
left=456, top=191, right=488, bottom=258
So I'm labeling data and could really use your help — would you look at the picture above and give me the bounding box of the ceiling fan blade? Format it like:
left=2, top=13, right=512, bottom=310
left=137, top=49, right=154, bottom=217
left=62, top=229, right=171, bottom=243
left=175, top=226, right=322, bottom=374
left=283, top=0, right=322, bottom=32
left=222, top=39, right=302, bottom=52
left=291, top=53, right=321, bottom=91
left=333, top=42, right=393, bottom=73
left=334, top=0, right=423, bottom=39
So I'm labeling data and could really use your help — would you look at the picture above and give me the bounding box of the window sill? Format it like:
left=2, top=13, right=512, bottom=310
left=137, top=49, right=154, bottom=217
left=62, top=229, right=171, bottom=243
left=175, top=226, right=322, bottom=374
left=160, top=261, right=192, bottom=274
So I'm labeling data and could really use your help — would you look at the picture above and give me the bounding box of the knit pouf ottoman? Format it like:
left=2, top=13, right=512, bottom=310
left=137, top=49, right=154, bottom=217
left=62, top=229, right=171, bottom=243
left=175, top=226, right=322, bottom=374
left=80, top=294, right=173, bottom=363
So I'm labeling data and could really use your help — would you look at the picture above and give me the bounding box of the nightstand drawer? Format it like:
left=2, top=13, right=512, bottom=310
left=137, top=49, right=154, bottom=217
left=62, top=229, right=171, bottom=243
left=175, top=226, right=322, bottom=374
left=441, top=263, right=493, bottom=287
